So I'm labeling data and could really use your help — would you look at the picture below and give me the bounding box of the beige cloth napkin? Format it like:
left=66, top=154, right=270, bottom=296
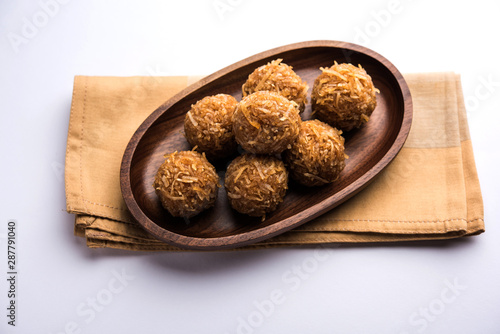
left=65, top=73, right=484, bottom=251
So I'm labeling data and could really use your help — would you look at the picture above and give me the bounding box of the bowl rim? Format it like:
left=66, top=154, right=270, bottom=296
left=120, top=40, right=413, bottom=250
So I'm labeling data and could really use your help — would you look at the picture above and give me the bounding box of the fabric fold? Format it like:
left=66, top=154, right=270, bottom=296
left=65, top=73, right=484, bottom=251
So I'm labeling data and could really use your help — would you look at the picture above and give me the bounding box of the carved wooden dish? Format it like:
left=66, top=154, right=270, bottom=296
left=120, top=40, right=413, bottom=250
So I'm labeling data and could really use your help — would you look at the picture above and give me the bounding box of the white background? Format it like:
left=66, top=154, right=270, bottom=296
left=1, top=0, right=500, bottom=333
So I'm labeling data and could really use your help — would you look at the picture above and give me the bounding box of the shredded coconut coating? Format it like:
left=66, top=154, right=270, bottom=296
left=233, top=91, right=301, bottom=155
left=242, top=59, right=309, bottom=112
left=184, top=94, right=238, bottom=159
left=153, top=151, right=219, bottom=218
left=224, top=154, right=288, bottom=218
left=283, top=120, right=347, bottom=187
left=311, top=62, right=379, bottom=131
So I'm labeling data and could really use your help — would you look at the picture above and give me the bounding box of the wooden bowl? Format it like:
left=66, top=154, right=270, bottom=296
left=120, top=40, right=413, bottom=250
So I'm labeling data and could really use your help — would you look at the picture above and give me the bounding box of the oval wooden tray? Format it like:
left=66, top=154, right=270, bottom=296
left=120, top=40, right=413, bottom=250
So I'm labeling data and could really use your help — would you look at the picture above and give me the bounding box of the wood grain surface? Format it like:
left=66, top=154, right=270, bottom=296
left=120, top=40, right=413, bottom=250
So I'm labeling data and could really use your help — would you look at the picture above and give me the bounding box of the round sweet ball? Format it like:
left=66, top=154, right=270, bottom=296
left=283, top=120, right=347, bottom=187
left=184, top=94, right=238, bottom=159
left=224, top=154, right=288, bottom=218
left=153, top=151, right=219, bottom=218
left=232, top=91, right=301, bottom=155
left=311, top=62, right=379, bottom=131
left=242, top=59, right=309, bottom=112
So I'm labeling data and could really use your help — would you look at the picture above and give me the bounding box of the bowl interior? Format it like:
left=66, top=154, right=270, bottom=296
left=123, top=42, right=411, bottom=249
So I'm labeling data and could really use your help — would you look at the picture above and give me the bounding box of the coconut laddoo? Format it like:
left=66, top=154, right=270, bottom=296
left=184, top=94, right=238, bottom=159
left=153, top=151, right=219, bottom=218
left=311, top=62, right=378, bottom=131
left=242, top=59, right=309, bottom=112
left=224, top=154, right=288, bottom=218
left=232, top=91, right=301, bottom=155
left=283, top=120, right=347, bottom=187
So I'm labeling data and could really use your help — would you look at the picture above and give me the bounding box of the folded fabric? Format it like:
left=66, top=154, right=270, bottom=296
left=65, top=73, right=484, bottom=251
